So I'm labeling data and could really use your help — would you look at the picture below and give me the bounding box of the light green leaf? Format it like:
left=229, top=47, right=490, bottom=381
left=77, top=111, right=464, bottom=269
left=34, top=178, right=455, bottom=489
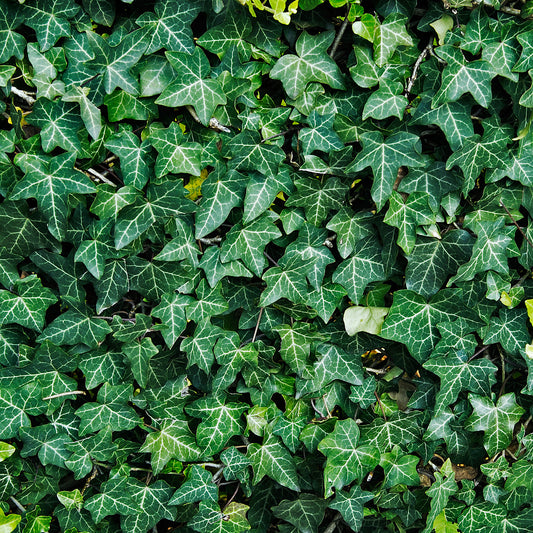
left=189, top=501, right=250, bottom=533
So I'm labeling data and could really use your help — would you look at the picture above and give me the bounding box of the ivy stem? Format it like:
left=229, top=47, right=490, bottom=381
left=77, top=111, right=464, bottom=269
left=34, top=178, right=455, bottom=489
left=499, top=199, right=533, bottom=248
left=10, top=86, right=36, bottom=105
left=251, top=308, right=263, bottom=343
left=329, top=6, right=350, bottom=59
left=222, top=481, right=241, bottom=511
left=42, top=390, right=86, bottom=401
left=263, top=251, right=279, bottom=267
left=323, top=512, right=342, bottom=533
left=405, top=43, right=432, bottom=96
left=9, top=496, right=26, bottom=514
left=468, top=345, right=490, bottom=361
left=85, top=167, right=118, bottom=188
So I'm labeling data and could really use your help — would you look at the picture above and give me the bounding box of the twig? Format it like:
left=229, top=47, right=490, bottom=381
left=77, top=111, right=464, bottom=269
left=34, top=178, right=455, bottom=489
left=11, top=86, right=36, bottom=105
left=428, top=46, right=447, bottom=65
left=512, top=271, right=530, bottom=289
left=186, top=105, right=231, bottom=133
left=500, top=5, right=521, bottom=15
left=201, top=462, right=224, bottom=468
left=468, top=345, right=490, bottom=361
left=10, top=496, right=26, bottom=514
left=365, top=367, right=388, bottom=375
left=311, top=398, right=326, bottom=419
left=261, top=129, right=295, bottom=143
left=329, top=7, right=350, bottom=59
left=86, top=167, right=118, bottom=187
left=323, top=512, right=343, bottom=533
left=199, top=236, right=222, bottom=245
left=43, top=390, right=86, bottom=401
left=222, top=481, right=241, bottom=511
left=263, top=251, right=279, bottom=267
left=405, top=43, right=432, bottom=96
left=251, top=308, right=264, bottom=343
left=500, top=200, right=533, bottom=248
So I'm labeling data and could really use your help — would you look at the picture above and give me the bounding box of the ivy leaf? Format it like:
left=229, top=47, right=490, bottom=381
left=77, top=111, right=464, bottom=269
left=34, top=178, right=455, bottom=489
left=318, top=418, right=379, bottom=497
left=347, top=131, right=427, bottom=210
left=423, top=470, right=458, bottom=533
left=260, top=262, right=309, bottom=308
left=374, top=13, right=414, bottom=67
left=188, top=501, right=250, bottom=533
left=285, top=176, right=346, bottom=227
left=380, top=289, right=469, bottom=363
left=0, top=509, right=21, bottom=533
left=360, top=411, right=422, bottom=451
left=84, top=477, right=140, bottom=524
left=362, top=81, right=408, bottom=120
left=383, top=191, right=436, bottom=254
left=270, top=31, right=345, bottom=99
left=186, top=395, right=248, bottom=455
left=326, top=208, right=374, bottom=259
left=0, top=3, right=26, bottom=63
left=332, top=236, right=385, bottom=304
left=151, top=292, right=193, bottom=348
left=169, top=464, right=218, bottom=505
left=272, top=494, right=328, bottom=533
left=299, top=111, right=344, bottom=154
left=19, top=425, right=72, bottom=468
left=105, top=130, right=154, bottom=189
left=64, top=427, right=117, bottom=479
left=329, top=485, right=373, bottom=532
left=74, top=385, right=142, bottom=436
left=156, top=47, right=227, bottom=125
left=90, top=184, right=138, bottom=220
left=187, top=280, right=228, bottom=322
left=198, top=246, right=253, bottom=288
left=195, top=166, right=248, bottom=239
left=0, top=386, right=43, bottom=439
left=0, top=275, right=56, bottom=332
left=466, top=393, right=525, bottom=456
left=26, top=100, right=83, bottom=153
left=483, top=308, right=530, bottom=358
left=140, top=419, right=203, bottom=474
left=122, top=337, right=159, bottom=389
left=449, top=219, right=516, bottom=284
left=220, top=213, right=282, bottom=277
left=22, top=0, right=80, bottom=51
left=405, top=230, right=474, bottom=297
left=411, top=97, right=474, bottom=151
left=85, top=27, right=149, bottom=96
left=149, top=122, right=203, bottom=178
left=38, top=309, right=112, bottom=348
left=227, top=131, right=285, bottom=177
left=247, top=432, right=301, bottom=491
left=243, top=168, right=294, bottom=224
left=446, top=132, right=510, bottom=194
left=380, top=446, right=420, bottom=487
left=181, top=320, right=224, bottom=374
left=433, top=45, right=496, bottom=108
left=12, top=152, right=95, bottom=240
left=135, top=0, right=202, bottom=54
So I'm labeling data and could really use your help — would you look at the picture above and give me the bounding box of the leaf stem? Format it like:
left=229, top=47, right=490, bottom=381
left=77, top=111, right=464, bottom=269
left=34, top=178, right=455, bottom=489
left=329, top=6, right=350, bottom=59
left=85, top=167, right=118, bottom=188
left=251, top=307, right=263, bottom=343
left=10, top=86, right=36, bottom=106
left=222, top=481, right=241, bottom=511
left=323, top=511, right=342, bottom=533
left=499, top=199, right=533, bottom=248
left=405, top=43, right=432, bottom=96
left=42, top=390, right=86, bottom=401
left=9, top=496, right=26, bottom=514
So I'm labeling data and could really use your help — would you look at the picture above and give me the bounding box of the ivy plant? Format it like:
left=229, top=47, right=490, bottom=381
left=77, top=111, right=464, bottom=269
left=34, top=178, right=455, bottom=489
left=1, top=0, right=533, bottom=532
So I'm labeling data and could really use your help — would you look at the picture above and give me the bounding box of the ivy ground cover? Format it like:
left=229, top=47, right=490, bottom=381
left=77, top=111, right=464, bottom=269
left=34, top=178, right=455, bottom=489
left=1, top=0, right=533, bottom=531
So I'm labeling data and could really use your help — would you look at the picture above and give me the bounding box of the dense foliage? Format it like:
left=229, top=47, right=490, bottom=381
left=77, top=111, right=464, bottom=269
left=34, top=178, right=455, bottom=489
left=1, top=0, right=533, bottom=531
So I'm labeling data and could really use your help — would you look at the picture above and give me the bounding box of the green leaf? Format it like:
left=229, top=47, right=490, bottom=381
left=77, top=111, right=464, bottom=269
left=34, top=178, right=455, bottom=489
left=195, top=166, right=248, bottom=239
left=181, top=319, right=224, bottom=374
left=156, top=47, right=227, bottom=125
left=270, top=31, right=345, bottom=99
left=38, top=310, right=112, bottom=347
left=318, top=418, right=379, bottom=497
left=248, top=432, right=300, bottom=491
left=380, top=446, right=420, bottom=487
left=0, top=3, right=26, bottom=63
left=151, top=292, right=193, bottom=348
left=285, top=176, right=346, bottom=227
left=374, top=13, right=414, bottom=67
left=260, top=262, right=309, bottom=307
left=62, top=86, right=102, bottom=140
left=104, top=90, right=157, bottom=122
left=383, top=191, right=435, bottom=254
left=482, top=308, right=530, bottom=357
left=169, top=464, right=218, bottom=505
left=186, top=395, right=248, bottom=455
left=433, top=44, right=496, bottom=108
left=12, top=152, right=95, bottom=240
left=19, top=425, right=72, bottom=468
left=64, top=427, right=117, bottom=479
left=449, top=219, right=516, bottom=284
left=122, top=337, right=159, bottom=388
left=423, top=468, right=458, bottom=533
left=466, top=393, right=525, bottom=456
left=140, top=419, right=203, bottom=474
left=272, top=494, right=328, bottom=533
left=299, top=111, right=344, bottom=154
left=347, top=131, right=427, bottom=210
left=26, top=99, right=83, bottom=153
left=329, top=485, right=373, bottom=532
left=85, top=27, right=149, bottom=97
left=457, top=502, right=507, bottom=533
left=189, top=501, right=250, bottom=533
left=332, top=236, right=385, bottom=304
left=411, top=97, right=474, bottom=151
left=136, top=0, right=201, bottom=54
left=149, top=122, right=203, bottom=178
left=22, top=0, right=80, bottom=51
left=363, top=81, right=408, bottom=120
left=381, top=289, right=471, bottom=363
left=0, top=508, right=21, bottom=533
left=405, top=230, right=474, bottom=297
left=0, top=276, right=56, bottom=332
left=220, top=213, right=281, bottom=277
